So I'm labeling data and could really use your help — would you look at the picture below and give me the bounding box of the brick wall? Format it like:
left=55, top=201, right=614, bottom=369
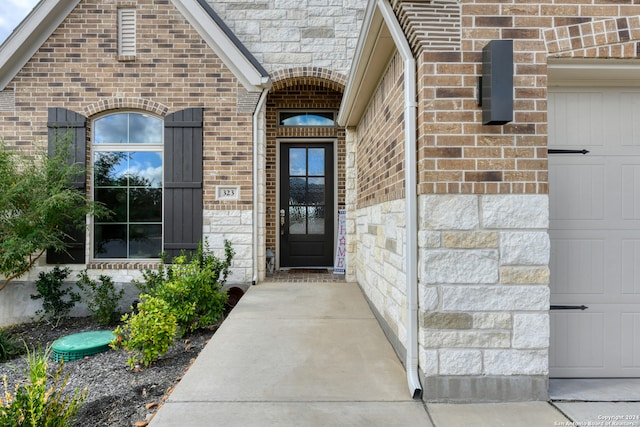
left=0, top=0, right=260, bottom=291
left=392, top=0, right=640, bottom=196
left=355, top=52, right=405, bottom=209
left=0, top=0, right=253, bottom=210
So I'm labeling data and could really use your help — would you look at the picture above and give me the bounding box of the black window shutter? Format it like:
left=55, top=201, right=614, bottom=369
left=46, top=107, right=87, bottom=264
left=164, top=108, right=203, bottom=261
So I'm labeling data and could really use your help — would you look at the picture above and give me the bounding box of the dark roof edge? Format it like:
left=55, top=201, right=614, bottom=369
left=195, top=0, right=269, bottom=78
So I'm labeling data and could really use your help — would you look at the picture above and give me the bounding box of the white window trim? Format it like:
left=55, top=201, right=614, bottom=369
left=91, top=111, right=164, bottom=261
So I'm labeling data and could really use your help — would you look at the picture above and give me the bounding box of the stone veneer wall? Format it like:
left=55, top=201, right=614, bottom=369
left=206, top=0, right=367, bottom=75
left=354, top=200, right=408, bottom=347
left=351, top=192, right=551, bottom=402
left=418, top=194, right=550, bottom=402
left=203, top=209, right=254, bottom=283
left=354, top=0, right=640, bottom=403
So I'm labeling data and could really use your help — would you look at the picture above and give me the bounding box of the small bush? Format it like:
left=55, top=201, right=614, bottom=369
left=135, top=240, right=233, bottom=335
left=113, top=240, right=233, bottom=368
left=0, top=330, right=22, bottom=362
left=111, top=295, right=178, bottom=369
left=155, top=255, right=228, bottom=335
left=76, top=271, right=124, bottom=326
left=0, top=345, right=87, bottom=426
left=30, top=267, right=81, bottom=327
left=133, top=253, right=169, bottom=296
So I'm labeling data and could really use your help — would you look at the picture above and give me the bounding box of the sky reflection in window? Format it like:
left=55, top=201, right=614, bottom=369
left=94, top=113, right=162, bottom=144
left=279, top=111, right=335, bottom=127
left=94, top=152, right=162, bottom=188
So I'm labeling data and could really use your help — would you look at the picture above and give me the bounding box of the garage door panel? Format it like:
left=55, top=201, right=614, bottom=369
left=622, top=312, right=640, bottom=368
left=620, top=93, right=640, bottom=147
left=549, top=91, right=605, bottom=148
left=550, top=87, right=640, bottom=378
left=550, top=311, right=604, bottom=370
left=551, top=305, right=640, bottom=377
left=550, top=161, right=604, bottom=221
left=622, top=239, right=640, bottom=295
left=551, top=231, right=640, bottom=303
left=622, top=163, right=640, bottom=220
left=551, top=236, right=605, bottom=295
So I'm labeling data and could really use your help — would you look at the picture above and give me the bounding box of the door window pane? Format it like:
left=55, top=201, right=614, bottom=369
left=286, top=146, right=328, bottom=236
left=308, top=207, right=325, bottom=234
left=289, top=148, right=306, bottom=176
left=289, top=206, right=306, bottom=234
left=308, top=148, right=325, bottom=176
left=308, top=177, right=325, bottom=205
left=289, top=177, right=306, bottom=205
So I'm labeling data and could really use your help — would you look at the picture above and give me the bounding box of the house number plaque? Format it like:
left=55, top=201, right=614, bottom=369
left=216, top=186, right=240, bottom=201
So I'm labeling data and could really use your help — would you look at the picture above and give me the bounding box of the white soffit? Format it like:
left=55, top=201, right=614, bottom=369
left=0, top=0, right=81, bottom=91
left=338, top=1, right=396, bottom=128
left=548, top=59, right=640, bottom=87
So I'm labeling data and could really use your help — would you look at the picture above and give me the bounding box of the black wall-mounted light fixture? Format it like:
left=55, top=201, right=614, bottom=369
left=478, top=40, right=513, bottom=125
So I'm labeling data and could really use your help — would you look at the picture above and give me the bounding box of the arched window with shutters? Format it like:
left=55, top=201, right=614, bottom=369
left=93, top=112, right=163, bottom=259
left=46, top=107, right=203, bottom=264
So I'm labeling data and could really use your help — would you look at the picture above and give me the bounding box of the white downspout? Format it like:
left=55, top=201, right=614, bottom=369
left=252, top=89, right=269, bottom=285
left=377, top=0, right=422, bottom=399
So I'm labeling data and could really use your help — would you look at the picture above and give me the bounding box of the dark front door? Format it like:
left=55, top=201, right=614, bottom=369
left=280, top=143, right=334, bottom=267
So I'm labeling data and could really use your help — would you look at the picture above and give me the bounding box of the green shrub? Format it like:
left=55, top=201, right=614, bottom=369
left=76, top=271, right=124, bottom=326
left=135, top=240, right=233, bottom=335
left=155, top=256, right=228, bottom=335
left=0, top=345, right=87, bottom=426
left=0, top=330, right=22, bottom=362
left=111, top=295, right=178, bottom=369
left=113, top=240, right=233, bottom=368
left=30, top=267, right=81, bottom=327
left=133, top=253, right=169, bottom=296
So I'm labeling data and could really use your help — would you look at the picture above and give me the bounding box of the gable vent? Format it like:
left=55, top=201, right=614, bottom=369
left=118, top=8, right=136, bottom=57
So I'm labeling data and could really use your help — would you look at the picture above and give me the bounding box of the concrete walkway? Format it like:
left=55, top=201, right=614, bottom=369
left=149, top=282, right=570, bottom=427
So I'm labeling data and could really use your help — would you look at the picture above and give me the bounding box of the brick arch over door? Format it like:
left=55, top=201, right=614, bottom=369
left=264, top=68, right=347, bottom=266
left=270, top=67, right=346, bottom=93
left=83, top=98, right=169, bottom=118
left=544, top=16, right=640, bottom=58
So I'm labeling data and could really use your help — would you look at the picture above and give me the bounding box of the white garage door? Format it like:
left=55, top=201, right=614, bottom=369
left=549, top=87, right=640, bottom=378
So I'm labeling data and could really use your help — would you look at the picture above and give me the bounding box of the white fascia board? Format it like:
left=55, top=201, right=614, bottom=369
left=172, top=0, right=270, bottom=92
left=337, top=0, right=395, bottom=127
left=0, top=0, right=81, bottom=91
